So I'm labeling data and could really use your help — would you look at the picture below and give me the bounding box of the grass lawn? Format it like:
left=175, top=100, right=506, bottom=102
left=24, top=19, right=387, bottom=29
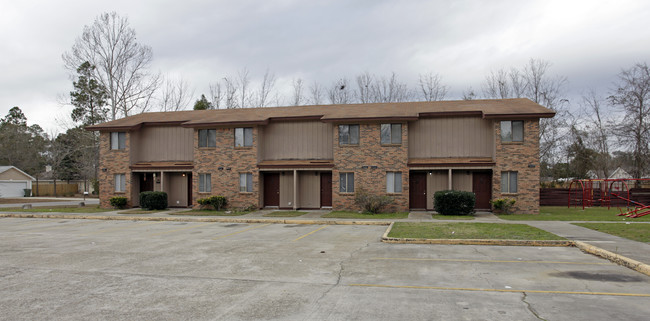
left=388, top=222, right=565, bottom=240
left=498, top=206, right=650, bottom=221
left=432, top=214, right=475, bottom=220
left=0, top=198, right=67, bottom=204
left=117, top=209, right=167, bottom=214
left=171, top=209, right=253, bottom=216
left=0, top=206, right=113, bottom=213
left=572, top=223, right=650, bottom=243
left=322, top=211, right=409, bottom=219
left=263, top=211, right=307, bottom=217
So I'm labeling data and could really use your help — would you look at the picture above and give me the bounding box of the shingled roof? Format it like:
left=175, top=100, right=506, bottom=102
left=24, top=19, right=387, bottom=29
left=86, top=98, right=555, bottom=131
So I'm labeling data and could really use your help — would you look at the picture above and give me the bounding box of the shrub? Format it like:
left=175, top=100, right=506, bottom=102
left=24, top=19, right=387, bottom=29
left=433, top=190, right=475, bottom=215
left=354, top=188, right=395, bottom=214
left=197, top=195, right=228, bottom=211
left=139, top=191, right=168, bottom=210
left=491, top=198, right=516, bottom=214
left=109, top=196, right=128, bottom=209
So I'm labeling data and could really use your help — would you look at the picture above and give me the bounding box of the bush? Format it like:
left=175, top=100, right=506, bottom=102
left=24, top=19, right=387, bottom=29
left=491, top=198, right=516, bottom=214
left=139, top=191, right=168, bottom=210
left=197, top=195, right=228, bottom=211
left=109, top=196, right=128, bottom=209
left=433, top=190, right=475, bottom=215
left=354, top=188, right=395, bottom=214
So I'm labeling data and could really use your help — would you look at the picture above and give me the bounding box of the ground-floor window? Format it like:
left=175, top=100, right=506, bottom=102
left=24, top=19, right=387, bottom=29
left=339, top=172, right=354, bottom=193
left=199, top=173, right=211, bottom=193
left=501, top=171, right=518, bottom=193
left=239, top=173, right=252, bottom=192
left=114, top=174, right=126, bottom=192
left=386, top=172, right=402, bottom=193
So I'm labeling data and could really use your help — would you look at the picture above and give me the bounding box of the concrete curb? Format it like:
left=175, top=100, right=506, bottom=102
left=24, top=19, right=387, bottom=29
left=0, top=213, right=391, bottom=226
left=574, top=241, right=650, bottom=277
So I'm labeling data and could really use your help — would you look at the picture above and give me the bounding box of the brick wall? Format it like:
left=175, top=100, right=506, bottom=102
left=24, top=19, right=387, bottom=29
left=333, top=122, right=409, bottom=212
left=493, top=120, right=540, bottom=214
left=192, top=127, right=259, bottom=209
left=98, top=132, right=132, bottom=208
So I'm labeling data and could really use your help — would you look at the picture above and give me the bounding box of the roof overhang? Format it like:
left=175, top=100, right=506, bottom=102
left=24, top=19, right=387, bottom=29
left=408, top=158, right=495, bottom=168
left=257, top=159, right=335, bottom=169
left=130, top=161, right=194, bottom=171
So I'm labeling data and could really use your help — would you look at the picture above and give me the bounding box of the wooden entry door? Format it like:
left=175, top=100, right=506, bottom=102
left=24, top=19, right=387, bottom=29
left=263, top=173, right=280, bottom=207
left=473, top=172, right=492, bottom=210
left=409, top=172, right=427, bottom=209
left=320, top=172, right=332, bottom=207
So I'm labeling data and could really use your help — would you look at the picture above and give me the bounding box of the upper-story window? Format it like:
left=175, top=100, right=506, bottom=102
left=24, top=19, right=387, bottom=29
left=235, top=127, right=253, bottom=147
left=500, top=120, right=524, bottom=142
left=110, top=132, right=126, bottom=150
left=339, top=124, right=359, bottom=145
left=198, top=129, right=216, bottom=148
left=381, top=123, right=402, bottom=145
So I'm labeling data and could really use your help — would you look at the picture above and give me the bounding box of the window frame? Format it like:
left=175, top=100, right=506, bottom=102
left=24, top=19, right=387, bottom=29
left=114, top=174, right=126, bottom=192
left=110, top=132, right=126, bottom=150
left=199, top=173, right=212, bottom=193
left=198, top=129, right=216, bottom=148
left=339, top=172, right=355, bottom=193
left=380, top=123, right=402, bottom=145
left=501, top=171, right=518, bottom=194
left=386, top=171, right=403, bottom=193
left=338, top=124, right=360, bottom=145
left=235, top=127, right=253, bottom=147
left=500, top=120, right=524, bottom=142
left=239, top=173, right=253, bottom=193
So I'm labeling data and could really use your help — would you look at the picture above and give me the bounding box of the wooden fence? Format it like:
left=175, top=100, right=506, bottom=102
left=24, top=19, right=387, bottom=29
left=32, top=183, right=78, bottom=196
left=540, top=188, right=650, bottom=207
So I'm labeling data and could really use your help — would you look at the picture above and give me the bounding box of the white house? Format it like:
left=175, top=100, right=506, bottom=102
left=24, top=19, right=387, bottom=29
left=0, top=166, right=35, bottom=198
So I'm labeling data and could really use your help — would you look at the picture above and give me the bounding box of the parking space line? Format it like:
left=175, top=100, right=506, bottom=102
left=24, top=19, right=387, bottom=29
left=212, top=223, right=271, bottom=240
left=292, top=225, right=327, bottom=242
left=21, top=221, right=100, bottom=233
left=79, top=221, right=162, bottom=236
left=371, top=257, right=611, bottom=265
left=348, top=283, right=650, bottom=297
left=147, top=222, right=215, bottom=236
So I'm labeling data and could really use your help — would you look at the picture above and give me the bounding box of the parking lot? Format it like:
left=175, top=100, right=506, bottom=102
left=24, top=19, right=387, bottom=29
left=1, top=218, right=649, bottom=320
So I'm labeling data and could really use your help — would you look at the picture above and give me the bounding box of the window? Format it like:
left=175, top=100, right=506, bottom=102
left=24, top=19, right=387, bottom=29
left=500, top=121, right=524, bottom=142
left=198, top=129, right=216, bottom=147
left=501, top=171, right=518, bottom=193
left=114, top=174, right=126, bottom=192
left=199, top=173, right=211, bottom=193
left=339, top=172, right=354, bottom=193
left=339, top=124, right=360, bottom=145
left=110, top=132, right=126, bottom=150
left=235, top=127, right=253, bottom=147
left=381, top=123, right=402, bottom=144
left=239, top=173, right=253, bottom=192
left=386, top=172, right=402, bottom=193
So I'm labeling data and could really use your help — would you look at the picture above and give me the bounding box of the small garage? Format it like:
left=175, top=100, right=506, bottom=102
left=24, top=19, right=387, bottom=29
left=0, top=166, right=35, bottom=198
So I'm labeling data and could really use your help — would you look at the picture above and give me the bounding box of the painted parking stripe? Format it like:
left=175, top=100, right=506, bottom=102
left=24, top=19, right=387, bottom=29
left=292, top=225, right=327, bottom=242
left=348, top=283, right=650, bottom=297
left=79, top=221, right=162, bottom=236
left=371, top=257, right=611, bottom=265
left=212, top=223, right=271, bottom=240
left=147, top=222, right=215, bottom=236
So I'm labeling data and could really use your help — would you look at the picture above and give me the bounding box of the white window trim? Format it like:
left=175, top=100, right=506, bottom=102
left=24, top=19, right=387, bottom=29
left=114, top=174, right=126, bottom=192
left=501, top=171, right=518, bottom=193
left=386, top=172, right=402, bottom=193
left=239, top=173, right=253, bottom=193
left=199, top=173, right=211, bottom=193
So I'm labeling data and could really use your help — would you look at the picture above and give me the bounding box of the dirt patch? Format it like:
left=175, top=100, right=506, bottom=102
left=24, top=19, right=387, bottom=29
left=0, top=198, right=66, bottom=204
left=548, top=271, right=645, bottom=282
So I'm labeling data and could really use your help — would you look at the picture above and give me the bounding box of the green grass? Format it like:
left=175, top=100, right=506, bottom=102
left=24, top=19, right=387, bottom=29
left=573, top=223, right=650, bottom=243
left=388, top=222, right=565, bottom=240
left=117, top=209, right=167, bottom=214
left=171, top=209, right=253, bottom=216
left=0, top=206, right=113, bottom=213
left=322, top=211, right=409, bottom=219
left=432, top=214, right=475, bottom=220
left=263, top=211, right=308, bottom=217
left=497, top=206, right=650, bottom=221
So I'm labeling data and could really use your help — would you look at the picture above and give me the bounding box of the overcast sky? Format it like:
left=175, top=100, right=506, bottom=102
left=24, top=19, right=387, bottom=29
left=1, top=0, right=649, bottom=134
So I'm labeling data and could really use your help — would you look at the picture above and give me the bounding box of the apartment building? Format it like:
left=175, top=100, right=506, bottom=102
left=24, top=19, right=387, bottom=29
left=87, top=98, right=554, bottom=214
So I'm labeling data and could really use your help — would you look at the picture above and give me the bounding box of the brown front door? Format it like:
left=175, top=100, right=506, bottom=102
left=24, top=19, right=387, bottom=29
left=473, top=172, right=492, bottom=210
left=320, top=172, right=332, bottom=207
left=263, top=173, right=280, bottom=207
left=409, top=172, right=427, bottom=209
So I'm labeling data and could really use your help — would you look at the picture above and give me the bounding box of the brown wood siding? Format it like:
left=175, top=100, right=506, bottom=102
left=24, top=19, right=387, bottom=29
left=0, top=168, right=32, bottom=180
left=132, top=126, right=194, bottom=162
left=426, top=171, right=448, bottom=209
left=279, top=171, right=294, bottom=208
left=408, top=117, right=494, bottom=158
left=452, top=171, right=473, bottom=192
left=299, top=172, right=320, bottom=208
left=261, top=121, right=333, bottom=160
left=167, top=173, right=188, bottom=207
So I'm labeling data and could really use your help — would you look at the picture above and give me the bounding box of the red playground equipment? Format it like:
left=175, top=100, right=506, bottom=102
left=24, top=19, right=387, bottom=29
left=568, top=178, right=650, bottom=218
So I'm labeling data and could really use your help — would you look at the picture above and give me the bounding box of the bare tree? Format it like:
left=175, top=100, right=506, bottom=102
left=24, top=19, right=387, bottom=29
left=581, top=90, right=612, bottom=177
left=160, top=76, right=194, bottom=111
left=209, top=82, right=222, bottom=109
left=255, top=69, right=276, bottom=107
left=370, top=72, right=413, bottom=103
left=328, top=78, right=354, bottom=104
left=482, top=69, right=512, bottom=99
left=291, top=78, right=304, bottom=106
left=237, top=68, right=251, bottom=108
left=419, top=72, right=448, bottom=101
left=309, top=82, right=324, bottom=105
left=462, top=87, right=477, bottom=100
left=609, top=62, right=650, bottom=179
left=223, top=76, right=238, bottom=108
left=356, top=72, right=374, bottom=103
left=63, top=12, right=160, bottom=120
